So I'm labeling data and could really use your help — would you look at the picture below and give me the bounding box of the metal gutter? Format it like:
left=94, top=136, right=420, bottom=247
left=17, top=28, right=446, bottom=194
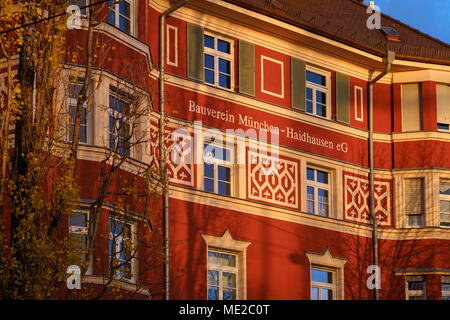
left=159, top=0, right=190, bottom=301
left=368, top=50, right=395, bottom=300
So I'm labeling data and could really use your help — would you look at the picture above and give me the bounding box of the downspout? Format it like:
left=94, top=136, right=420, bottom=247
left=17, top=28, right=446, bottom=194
left=368, top=50, right=395, bottom=300
left=159, top=0, right=190, bottom=301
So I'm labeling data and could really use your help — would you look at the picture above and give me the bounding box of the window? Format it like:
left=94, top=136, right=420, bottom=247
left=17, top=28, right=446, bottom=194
left=305, top=247, right=347, bottom=300
left=207, top=250, right=238, bottom=300
left=202, top=230, right=251, bottom=300
left=109, top=88, right=131, bottom=156
left=69, top=211, right=93, bottom=274
left=402, top=83, right=422, bottom=132
left=442, top=276, right=450, bottom=300
left=109, top=217, right=135, bottom=282
left=311, top=267, right=335, bottom=300
left=204, top=34, right=232, bottom=89
left=68, top=82, right=87, bottom=144
left=306, top=68, right=329, bottom=118
left=203, top=143, right=232, bottom=196
left=440, top=180, right=450, bottom=227
left=108, top=0, right=132, bottom=34
left=437, top=84, right=450, bottom=131
left=404, top=178, right=425, bottom=227
left=307, top=167, right=330, bottom=217
left=406, top=276, right=426, bottom=300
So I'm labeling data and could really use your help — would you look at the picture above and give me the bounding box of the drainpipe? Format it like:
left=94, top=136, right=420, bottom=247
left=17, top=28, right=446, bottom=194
left=368, top=50, right=395, bottom=300
left=159, top=0, right=190, bottom=301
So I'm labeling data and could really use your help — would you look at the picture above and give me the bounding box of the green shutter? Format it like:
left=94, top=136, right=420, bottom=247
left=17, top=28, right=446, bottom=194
left=291, top=57, right=306, bottom=111
left=336, top=72, right=350, bottom=124
left=187, top=23, right=204, bottom=81
left=239, top=40, right=255, bottom=96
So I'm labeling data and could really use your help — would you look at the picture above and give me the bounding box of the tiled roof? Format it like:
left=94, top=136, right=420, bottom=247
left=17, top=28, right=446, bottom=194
left=225, top=0, right=450, bottom=64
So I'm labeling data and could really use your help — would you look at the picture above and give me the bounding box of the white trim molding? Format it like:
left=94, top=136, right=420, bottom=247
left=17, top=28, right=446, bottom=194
left=354, top=85, right=364, bottom=122
left=166, top=24, right=178, bottom=67
left=201, top=230, right=251, bottom=300
left=260, top=55, right=284, bottom=99
left=305, top=247, right=347, bottom=300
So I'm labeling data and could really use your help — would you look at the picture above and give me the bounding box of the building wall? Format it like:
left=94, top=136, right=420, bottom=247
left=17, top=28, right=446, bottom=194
left=1, top=0, right=449, bottom=300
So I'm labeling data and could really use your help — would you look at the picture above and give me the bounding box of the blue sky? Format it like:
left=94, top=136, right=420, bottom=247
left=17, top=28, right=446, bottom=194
left=364, top=0, right=450, bottom=45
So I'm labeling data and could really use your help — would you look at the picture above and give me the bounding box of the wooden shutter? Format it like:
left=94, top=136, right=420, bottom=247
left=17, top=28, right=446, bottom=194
left=402, top=83, right=422, bottom=132
left=404, top=178, right=425, bottom=219
left=336, top=72, right=350, bottom=123
left=437, top=84, right=450, bottom=125
left=187, top=23, right=204, bottom=81
left=238, top=40, right=254, bottom=96
left=291, top=57, right=306, bottom=111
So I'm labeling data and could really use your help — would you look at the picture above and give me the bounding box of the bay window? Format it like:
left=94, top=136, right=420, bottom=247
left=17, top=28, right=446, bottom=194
left=109, top=216, right=135, bottom=282
left=442, top=276, right=450, bottom=300
left=109, top=87, right=131, bottom=156
left=69, top=211, right=93, bottom=274
left=440, top=180, right=450, bottom=227
left=437, top=84, right=450, bottom=131
left=68, top=82, right=88, bottom=144
left=108, top=0, right=133, bottom=34
left=404, top=178, right=425, bottom=227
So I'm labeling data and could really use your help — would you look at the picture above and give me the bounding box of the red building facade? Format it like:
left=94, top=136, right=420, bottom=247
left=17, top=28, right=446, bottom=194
left=147, top=0, right=450, bottom=300
left=3, top=0, right=449, bottom=300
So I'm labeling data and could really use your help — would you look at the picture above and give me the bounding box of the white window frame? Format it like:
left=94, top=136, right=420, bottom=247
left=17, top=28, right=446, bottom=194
left=108, top=87, right=133, bottom=158
left=207, top=249, right=239, bottom=300
left=69, top=211, right=93, bottom=275
left=108, top=216, right=137, bottom=284
left=442, top=276, right=450, bottom=300
left=108, top=0, right=135, bottom=35
left=305, top=66, right=331, bottom=119
left=404, top=177, right=425, bottom=228
left=310, top=266, right=336, bottom=300
left=437, top=123, right=450, bottom=132
left=440, top=180, right=450, bottom=228
left=406, top=276, right=427, bottom=300
left=306, top=166, right=331, bottom=217
left=201, top=230, right=251, bottom=300
left=68, top=81, right=88, bottom=145
left=354, top=85, right=364, bottom=122
left=203, top=32, right=234, bottom=91
left=305, top=247, right=347, bottom=300
left=202, top=140, right=234, bottom=197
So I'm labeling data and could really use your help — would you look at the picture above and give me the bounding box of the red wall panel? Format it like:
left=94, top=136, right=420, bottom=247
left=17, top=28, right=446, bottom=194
left=392, top=83, right=402, bottom=133
left=373, top=83, right=392, bottom=133
left=165, top=16, right=187, bottom=78
left=393, top=140, right=450, bottom=169
left=349, top=77, right=368, bottom=130
left=254, top=45, right=291, bottom=108
left=422, top=81, right=438, bottom=131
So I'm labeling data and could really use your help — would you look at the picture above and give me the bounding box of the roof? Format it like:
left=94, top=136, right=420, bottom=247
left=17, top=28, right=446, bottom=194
left=224, top=0, right=450, bottom=64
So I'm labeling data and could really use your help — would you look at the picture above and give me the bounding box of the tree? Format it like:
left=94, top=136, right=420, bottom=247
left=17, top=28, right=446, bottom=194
left=0, top=0, right=164, bottom=299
